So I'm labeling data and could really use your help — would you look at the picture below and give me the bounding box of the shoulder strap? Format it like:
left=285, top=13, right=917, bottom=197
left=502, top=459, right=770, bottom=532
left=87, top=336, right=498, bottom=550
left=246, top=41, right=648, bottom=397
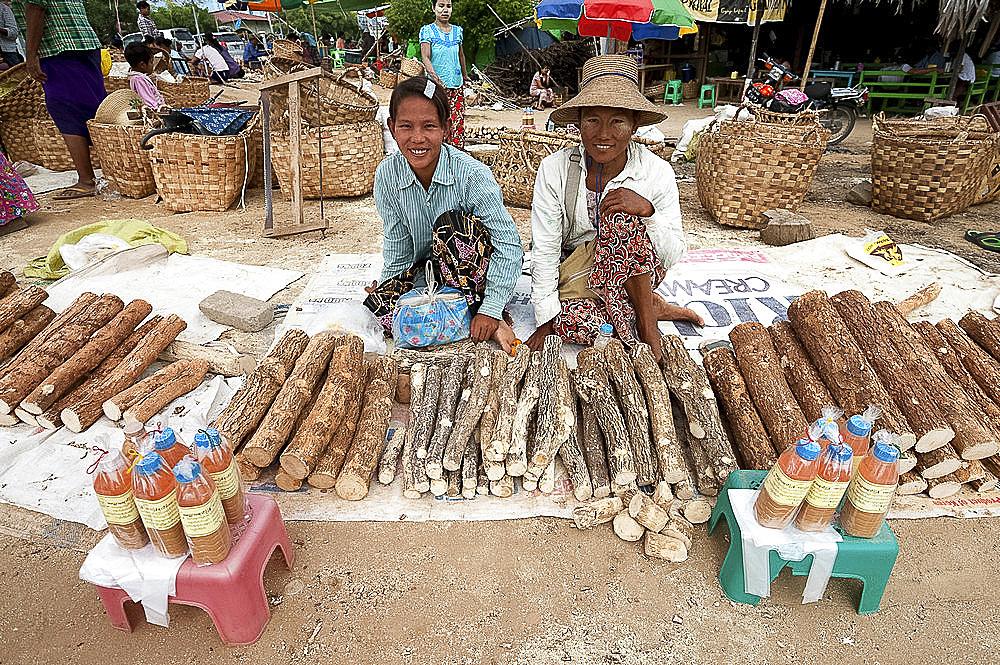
left=564, top=150, right=582, bottom=240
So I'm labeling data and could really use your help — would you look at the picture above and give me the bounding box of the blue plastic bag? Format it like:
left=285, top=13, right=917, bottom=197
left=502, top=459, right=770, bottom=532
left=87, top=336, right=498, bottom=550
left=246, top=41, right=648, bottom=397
left=391, top=264, right=471, bottom=349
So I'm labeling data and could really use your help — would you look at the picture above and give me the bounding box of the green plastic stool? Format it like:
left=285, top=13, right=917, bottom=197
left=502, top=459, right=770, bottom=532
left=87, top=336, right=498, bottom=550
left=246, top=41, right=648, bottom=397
left=332, top=49, right=346, bottom=68
left=698, top=84, right=716, bottom=109
left=707, top=470, right=898, bottom=615
left=663, top=79, right=682, bottom=104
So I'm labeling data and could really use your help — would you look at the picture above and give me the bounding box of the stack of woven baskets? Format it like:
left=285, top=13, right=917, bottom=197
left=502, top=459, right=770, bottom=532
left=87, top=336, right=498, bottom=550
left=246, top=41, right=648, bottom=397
left=871, top=113, right=1000, bottom=221
left=695, top=110, right=830, bottom=229
left=268, top=69, right=382, bottom=199
left=104, top=74, right=210, bottom=108
left=490, top=129, right=579, bottom=208
left=86, top=89, right=156, bottom=199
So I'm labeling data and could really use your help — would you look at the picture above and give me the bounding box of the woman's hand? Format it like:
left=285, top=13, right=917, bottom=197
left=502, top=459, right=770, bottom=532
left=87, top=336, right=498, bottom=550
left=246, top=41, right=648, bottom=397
left=26, top=54, right=45, bottom=83
left=470, top=313, right=499, bottom=343
left=364, top=280, right=378, bottom=294
left=600, top=187, right=654, bottom=219
left=525, top=319, right=556, bottom=351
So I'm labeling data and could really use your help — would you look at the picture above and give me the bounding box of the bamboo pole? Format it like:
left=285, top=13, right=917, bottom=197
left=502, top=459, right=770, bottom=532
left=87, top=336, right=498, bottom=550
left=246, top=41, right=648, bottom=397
left=799, top=0, right=829, bottom=92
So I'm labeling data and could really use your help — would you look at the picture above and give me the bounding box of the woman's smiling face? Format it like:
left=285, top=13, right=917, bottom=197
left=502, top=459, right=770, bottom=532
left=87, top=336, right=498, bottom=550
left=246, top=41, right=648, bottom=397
left=389, top=95, right=447, bottom=177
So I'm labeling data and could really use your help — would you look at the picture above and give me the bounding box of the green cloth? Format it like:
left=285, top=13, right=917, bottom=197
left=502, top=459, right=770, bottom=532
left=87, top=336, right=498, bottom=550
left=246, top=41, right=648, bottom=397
left=24, top=219, right=187, bottom=280
left=13, top=0, right=100, bottom=59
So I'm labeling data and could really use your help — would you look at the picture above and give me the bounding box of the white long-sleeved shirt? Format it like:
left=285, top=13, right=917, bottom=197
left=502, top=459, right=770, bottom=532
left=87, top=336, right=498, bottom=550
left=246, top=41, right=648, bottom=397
left=530, top=142, right=686, bottom=325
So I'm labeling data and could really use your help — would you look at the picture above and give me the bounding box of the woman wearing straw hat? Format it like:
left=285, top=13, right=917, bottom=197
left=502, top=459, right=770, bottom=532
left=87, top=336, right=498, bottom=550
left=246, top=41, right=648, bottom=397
left=526, top=54, right=703, bottom=359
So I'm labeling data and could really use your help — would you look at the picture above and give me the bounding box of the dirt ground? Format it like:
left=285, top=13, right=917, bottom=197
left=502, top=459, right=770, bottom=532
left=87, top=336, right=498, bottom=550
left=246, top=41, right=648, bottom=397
left=1, top=81, right=1000, bottom=665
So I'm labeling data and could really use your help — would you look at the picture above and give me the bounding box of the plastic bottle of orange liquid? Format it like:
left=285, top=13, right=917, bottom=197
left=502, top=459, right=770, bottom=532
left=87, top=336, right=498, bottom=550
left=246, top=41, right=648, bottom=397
left=794, top=443, right=853, bottom=532
left=841, top=405, right=881, bottom=472
left=754, top=438, right=822, bottom=529
left=93, top=449, right=149, bottom=549
left=173, top=457, right=231, bottom=565
left=153, top=428, right=191, bottom=470
left=840, top=433, right=900, bottom=538
left=132, top=451, right=188, bottom=558
left=195, top=430, right=247, bottom=525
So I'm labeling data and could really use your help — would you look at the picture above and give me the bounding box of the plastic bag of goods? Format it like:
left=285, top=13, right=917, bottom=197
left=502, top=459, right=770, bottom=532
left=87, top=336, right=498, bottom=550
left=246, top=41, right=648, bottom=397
left=391, top=263, right=471, bottom=349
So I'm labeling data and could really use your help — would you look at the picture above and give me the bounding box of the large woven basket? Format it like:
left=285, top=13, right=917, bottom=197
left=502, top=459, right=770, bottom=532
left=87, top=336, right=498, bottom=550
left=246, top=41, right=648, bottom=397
left=871, top=113, right=999, bottom=221
left=104, top=76, right=131, bottom=94
left=749, top=106, right=823, bottom=126
left=271, top=39, right=306, bottom=63
left=644, top=81, right=665, bottom=101
left=161, top=77, right=211, bottom=108
left=0, top=64, right=44, bottom=120
left=148, top=129, right=254, bottom=211
left=400, top=57, right=424, bottom=78
left=87, top=121, right=156, bottom=199
left=696, top=119, right=830, bottom=229
left=0, top=116, right=40, bottom=164
left=491, top=129, right=579, bottom=207
left=33, top=115, right=76, bottom=171
left=379, top=69, right=399, bottom=88
left=268, top=70, right=378, bottom=128
left=270, top=122, right=383, bottom=199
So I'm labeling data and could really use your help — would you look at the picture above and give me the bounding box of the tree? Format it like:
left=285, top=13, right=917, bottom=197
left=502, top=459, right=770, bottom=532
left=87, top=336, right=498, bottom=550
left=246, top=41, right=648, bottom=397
left=150, top=1, right=214, bottom=37
left=280, top=5, right=359, bottom=40
left=83, top=0, right=137, bottom=43
left=386, top=0, right=532, bottom=62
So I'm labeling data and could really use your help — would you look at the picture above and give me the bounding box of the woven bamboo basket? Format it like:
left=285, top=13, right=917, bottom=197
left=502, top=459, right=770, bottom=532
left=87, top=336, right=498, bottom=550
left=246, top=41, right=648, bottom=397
left=696, top=119, right=830, bottom=229
left=491, top=129, right=579, bottom=208
left=379, top=69, right=399, bottom=88
left=644, top=81, right=665, bottom=101
left=103, top=76, right=131, bottom=94
left=270, top=122, right=383, bottom=199
left=682, top=80, right=697, bottom=100
left=161, top=77, right=211, bottom=108
left=749, top=106, right=824, bottom=126
left=400, top=57, right=424, bottom=78
left=0, top=64, right=44, bottom=120
left=33, top=115, right=76, bottom=171
left=466, top=143, right=500, bottom=168
left=268, top=70, right=378, bottom=128
left=148, top=129, right=254, bottom=212
left=87, top=121, right=156, bottom=199
left=871, top=113, right=999, bottom=222
left=0, top=116, right=40, bottom=164
left=271, top=39, right=306, bottom=63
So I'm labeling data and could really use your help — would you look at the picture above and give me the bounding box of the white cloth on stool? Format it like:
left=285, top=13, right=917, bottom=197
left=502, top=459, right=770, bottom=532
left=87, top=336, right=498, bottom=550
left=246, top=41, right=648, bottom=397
left=79, top=534, right=187, bottom=627
left=729, top=488, right=842, bottom=604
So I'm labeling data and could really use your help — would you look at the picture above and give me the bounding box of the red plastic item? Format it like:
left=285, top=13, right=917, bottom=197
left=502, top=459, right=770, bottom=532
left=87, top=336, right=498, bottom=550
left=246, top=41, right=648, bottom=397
left=95, top=493, right=294, bottom=645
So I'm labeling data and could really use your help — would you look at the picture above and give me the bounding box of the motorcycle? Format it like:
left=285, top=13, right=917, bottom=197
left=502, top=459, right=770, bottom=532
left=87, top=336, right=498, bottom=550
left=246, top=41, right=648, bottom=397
left=744, top=54, right=868, bottom=145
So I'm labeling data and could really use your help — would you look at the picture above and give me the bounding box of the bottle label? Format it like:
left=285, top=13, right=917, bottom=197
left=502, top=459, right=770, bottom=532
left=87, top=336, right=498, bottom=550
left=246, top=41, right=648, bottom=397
left=178, top=491, right=225, bottom=537
left=846, top=475, right=896, bottom=513
left=803, top=477, right=849, bottom=509
left=762, top=466, right=813, bottom=507
left=208, top=460, right=242, bottom=500
left=135, top=490, right=181, bottom=530
left=97, top=489, right=140, bottom=525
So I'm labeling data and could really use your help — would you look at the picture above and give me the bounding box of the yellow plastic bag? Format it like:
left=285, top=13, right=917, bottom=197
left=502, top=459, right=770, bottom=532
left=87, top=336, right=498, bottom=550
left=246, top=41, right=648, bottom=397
left=101, top=48, right=112, bottom=76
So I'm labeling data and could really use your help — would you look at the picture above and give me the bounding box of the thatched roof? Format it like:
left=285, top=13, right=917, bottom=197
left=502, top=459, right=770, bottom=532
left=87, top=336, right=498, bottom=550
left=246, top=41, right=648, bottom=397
left=935, top=0, right=992, bottom=42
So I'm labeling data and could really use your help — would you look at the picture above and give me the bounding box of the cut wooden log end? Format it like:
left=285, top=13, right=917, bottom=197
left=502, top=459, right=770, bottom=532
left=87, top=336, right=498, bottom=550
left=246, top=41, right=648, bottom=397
left=644, top=531, right=688, bottom=562
left=429, top=477, right=448, bottom=497
left=13, top=407, right=36, bottom=427
left=897, top=470, right=928, bottom=495
left=490, top=474, right=514, bottom=498
left=628, top=492, right=669, bottom=532
left=235, top=452, right=261, bottom=482
left=898, top=450, right=918, bottom=475
left=971, top=470, right=998, bottom=493
left=612, top=510, right=645, bottom=542
left=681, top=498, right=713, bottom=524
left=572, top=496, right=623, bottom=529
left=652, top=481, right=674, bottom=508
left=925, top=473, right=962, bottom=499
left=912, top=428, right=957, bottom=454
left=275, top=468, right=303, bottom=492
left=916, top=443, right=963, bottom=479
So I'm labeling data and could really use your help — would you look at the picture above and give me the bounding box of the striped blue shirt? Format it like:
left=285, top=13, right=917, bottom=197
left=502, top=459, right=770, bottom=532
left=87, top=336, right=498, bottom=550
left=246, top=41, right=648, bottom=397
left=373, top=144, right=524, bottom=320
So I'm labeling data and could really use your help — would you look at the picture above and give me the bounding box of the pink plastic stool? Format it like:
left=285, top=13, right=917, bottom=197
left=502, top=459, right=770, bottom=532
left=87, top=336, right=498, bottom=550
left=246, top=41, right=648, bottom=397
left=96, top=493, right=295, bottom=646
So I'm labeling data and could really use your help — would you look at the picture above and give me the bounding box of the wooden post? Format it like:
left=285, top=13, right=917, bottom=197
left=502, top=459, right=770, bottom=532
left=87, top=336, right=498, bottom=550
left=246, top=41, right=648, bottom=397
left=798, top=0, right=828, bottom=92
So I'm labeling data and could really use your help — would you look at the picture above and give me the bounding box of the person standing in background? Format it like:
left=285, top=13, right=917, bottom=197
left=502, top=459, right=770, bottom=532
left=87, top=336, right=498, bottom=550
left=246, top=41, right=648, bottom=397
left=14, top=0, right=106, bottom=199
left=419, top=0, right=469, bottom=148
left=136, top=1, right=159, bottom=40
left=0, top=0, right=22, bottom=68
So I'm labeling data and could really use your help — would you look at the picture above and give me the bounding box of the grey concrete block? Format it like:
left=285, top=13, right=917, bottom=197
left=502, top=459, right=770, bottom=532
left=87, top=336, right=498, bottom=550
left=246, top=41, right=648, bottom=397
left=846, top=181, right=873, bottom=206
left=199, top=290, right=273, bottom=332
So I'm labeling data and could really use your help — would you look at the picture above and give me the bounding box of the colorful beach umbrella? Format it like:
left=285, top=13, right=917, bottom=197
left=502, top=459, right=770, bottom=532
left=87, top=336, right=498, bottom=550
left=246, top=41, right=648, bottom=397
left=535, top=0, right=697, bottom=41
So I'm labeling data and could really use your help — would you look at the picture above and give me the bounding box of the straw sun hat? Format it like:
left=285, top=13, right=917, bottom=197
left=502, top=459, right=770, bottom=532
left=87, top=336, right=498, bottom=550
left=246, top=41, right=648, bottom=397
left=550, top=54, right=666, bottom=127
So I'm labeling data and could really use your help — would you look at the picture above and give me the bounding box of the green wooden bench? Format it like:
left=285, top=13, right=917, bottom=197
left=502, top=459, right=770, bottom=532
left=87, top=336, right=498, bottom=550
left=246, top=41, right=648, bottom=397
left=858, top=69, right=946, bottom=115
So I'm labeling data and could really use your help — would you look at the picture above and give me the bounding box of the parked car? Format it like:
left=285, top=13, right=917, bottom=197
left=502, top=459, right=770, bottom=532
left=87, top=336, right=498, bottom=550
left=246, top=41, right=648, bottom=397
left=161, top=27, right=197, bottom=58
left=122, top=32, right=142, bottom=47
left=196, top=31, right=245, bottom=64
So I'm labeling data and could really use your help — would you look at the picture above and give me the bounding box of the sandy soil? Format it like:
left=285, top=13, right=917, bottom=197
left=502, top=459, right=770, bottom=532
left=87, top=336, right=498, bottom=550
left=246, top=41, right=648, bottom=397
left=1, top=82, right=999, bottom=665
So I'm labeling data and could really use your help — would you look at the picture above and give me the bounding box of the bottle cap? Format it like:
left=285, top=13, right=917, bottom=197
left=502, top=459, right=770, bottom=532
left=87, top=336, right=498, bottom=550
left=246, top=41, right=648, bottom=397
left=828, top=443, right=853, bottom=464
left=153, top=428, right=176, bottom=450
left=795, top=438, right=821, bottom=461
left=173, top=458, right=201, bottom=483
left=599, top=323, right=613, bottom=335
left=134, top=451, right=163, bottom=475
left=97, top=448, right=125, bottom=472
left=205, top=427, right=222, bottom=446
left=193, top=431, right=212, bottom=449
left=846, top=415, right=873, bottom=437
left=123, top=420, right=145, bottom=437
left=872, top=441, right=900, bottom=463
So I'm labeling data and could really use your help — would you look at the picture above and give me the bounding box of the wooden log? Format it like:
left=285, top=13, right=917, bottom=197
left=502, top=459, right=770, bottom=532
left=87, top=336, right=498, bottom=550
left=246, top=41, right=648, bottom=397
left=628, top=493, right=669, bottom=532
left=558, top=393, right=593, bottom=502
left=972, top=470, right=998, bottom=493
left=118, top=360, right=208, bottom=425
left=1, top=292, right=99, bottom=381
left=575, top=349, right=636, bottom=486
left=241, top=332, right=339, bottom=467
left=102, top=357, right=201, bottom=421
left=925, top=473, right=962, bottom=499
left=898, top=449, right=918, bottom=475
left=785, top=290, right=915, bottom=448
left=538, top=458, right=556, bottom=494
left=509, top=409, right=536, bottom=479
left=159, top=339, right=257, bottom=377
left=954, top=458, right=988, bottom=485
left=280, top=339, right=365, bottom=479
left=768, top=320, right=839, bottom=423
left=414, top=363, right=442, bottom=459
left=527, top=356, right=574, bottom=482
left=572, top=372, right=610, bottom=499
left=895, top=282, right=941, bottom=316
left=632, top=343, right=688, bottom=483
left=681, top=498, right=713, bottom=524
left=0, top=285, right=47, bottom=335
left=872, top=302, right=999, bottom=459
left=659, top=334, right=739, bottom=484
left=613, top=510, right=645, bottom=542
left=0, top=271, right=14, bottom=299
left=396, top=362, right=426, bottom=482
left=506, top=351, right=541, bottom=477
left=306, top=362, right=369, bottom=490
left=477, top=351, right=507, bottom=464
left=445, top=468, right=462, bottom=497
left=703, top=346, right=777, bottom=470
left=377, top=425, right=406, bottom=485
left=957, top=310, right=1000, bottom=364
left=935, top=318, right=1000, bottom=408
left=604, top=338, right=657, bottom=486
left=916, top=443, right=962, bottom=479
left=644, top=531, right=688, bottom=562
left=831, top=291, right=955, bottom=452
left=728, top=322, right=810, bottom=453
left=488, top=344, right=530, bottom=462
left=526, top=336, right=561, bottom=477
left=213, top=329, right=310, bottom=450
left=445, top=343, right=492, bottom=472
left=425, top=355, right=468, bottom=480
left=461, top=430, right=478, bottom=498
left=0, top=293, right=124, bottom=414
left=665, top=500, right=694, bottom=548
left=335, top=376, right=393, bottom=501
left=37, top=315, right=163, bottom=430
left=669, top=395, right=699, bottom=500
left=573, top=496, right=623, bottom=529
left=235, top=451, right=261, bottom=482
left=0, top=306, right=55, bottom=363
left=274, top=468, right=302, bottom=492
left=23, top=299, right=151, bottom=415
left=490, top=474, right=514, bottom=498
left=612, top=481, right=639, bottom=504
left=897, top=470, right=928, bottom=495
left=401, top=422, right=424, bottom=499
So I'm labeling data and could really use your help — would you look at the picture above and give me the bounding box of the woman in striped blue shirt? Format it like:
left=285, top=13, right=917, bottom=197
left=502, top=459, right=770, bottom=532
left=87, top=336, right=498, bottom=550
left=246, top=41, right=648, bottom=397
left=364, top=77, right=524, bottom=352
